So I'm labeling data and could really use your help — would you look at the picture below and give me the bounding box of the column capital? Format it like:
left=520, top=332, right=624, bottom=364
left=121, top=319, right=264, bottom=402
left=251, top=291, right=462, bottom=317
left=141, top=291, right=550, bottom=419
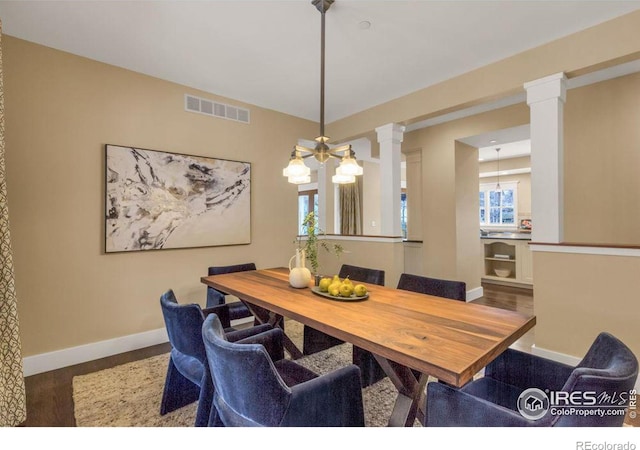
left=524, top=72, right=567, bottom=105
left=375, top=123, right=405, bottom=144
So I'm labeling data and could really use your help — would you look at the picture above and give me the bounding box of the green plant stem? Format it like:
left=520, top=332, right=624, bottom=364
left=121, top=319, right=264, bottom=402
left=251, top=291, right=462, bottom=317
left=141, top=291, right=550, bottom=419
left=296, top=212, right=343, bottom=274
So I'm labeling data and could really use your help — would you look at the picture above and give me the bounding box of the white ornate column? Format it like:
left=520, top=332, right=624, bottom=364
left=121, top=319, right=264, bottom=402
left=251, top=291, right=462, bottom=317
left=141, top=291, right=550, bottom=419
left=376, top=123, right=405, bottom=236
left=524, top=72, right=567, bottom=243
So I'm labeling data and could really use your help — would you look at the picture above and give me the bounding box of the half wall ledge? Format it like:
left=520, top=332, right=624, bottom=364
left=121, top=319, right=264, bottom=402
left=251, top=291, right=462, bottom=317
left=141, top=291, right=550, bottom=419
left=529, top=242, right=640, bottom=257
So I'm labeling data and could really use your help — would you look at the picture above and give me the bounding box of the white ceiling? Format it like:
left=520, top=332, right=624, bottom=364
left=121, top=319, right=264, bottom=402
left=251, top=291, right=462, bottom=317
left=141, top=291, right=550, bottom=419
left=478, top=139, right=530, bottom=162
left=459, top=124, right=531, bottom=161
left=1, top=1, right=639, bottom=123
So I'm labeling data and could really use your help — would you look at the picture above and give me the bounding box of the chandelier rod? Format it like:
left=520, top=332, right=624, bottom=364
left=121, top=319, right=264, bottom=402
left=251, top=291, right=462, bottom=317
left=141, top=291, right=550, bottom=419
left=319, top=2, right=327, bottom=138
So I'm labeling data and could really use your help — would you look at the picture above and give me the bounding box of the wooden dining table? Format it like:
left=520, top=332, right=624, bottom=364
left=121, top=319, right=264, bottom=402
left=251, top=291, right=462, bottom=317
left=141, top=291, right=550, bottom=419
left=201, top=267, right=536, bottom=427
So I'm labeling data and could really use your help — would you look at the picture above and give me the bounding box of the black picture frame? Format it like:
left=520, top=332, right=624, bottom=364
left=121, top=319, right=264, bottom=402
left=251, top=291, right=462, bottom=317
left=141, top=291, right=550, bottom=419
left=105, top=144, right=251, bottom=252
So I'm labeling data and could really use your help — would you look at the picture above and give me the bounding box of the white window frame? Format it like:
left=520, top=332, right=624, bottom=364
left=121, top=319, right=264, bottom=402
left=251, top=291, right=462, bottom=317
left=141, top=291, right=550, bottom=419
left=479, top=181, right=518, bottom=228
left=298, top=189, right=318, bottom=235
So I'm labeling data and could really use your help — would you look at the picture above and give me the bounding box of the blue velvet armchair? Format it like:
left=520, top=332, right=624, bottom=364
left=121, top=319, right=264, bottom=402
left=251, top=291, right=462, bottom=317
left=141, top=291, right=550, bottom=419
left=159, top=289, right=271, bottom=427
left=425, top=332, right=638, bottom=426
left=206, top=263, right=256, bottom=321
left=397, top=273, right=466, bottom=300
left=206, top=262, right=277, bottom=329
left=202, top=313, right=365, bottom=427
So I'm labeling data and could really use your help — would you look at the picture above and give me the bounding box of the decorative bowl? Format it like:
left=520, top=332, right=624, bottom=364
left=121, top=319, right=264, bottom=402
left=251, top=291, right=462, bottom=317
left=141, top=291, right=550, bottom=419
left=494, top=268, right=511, bottom=278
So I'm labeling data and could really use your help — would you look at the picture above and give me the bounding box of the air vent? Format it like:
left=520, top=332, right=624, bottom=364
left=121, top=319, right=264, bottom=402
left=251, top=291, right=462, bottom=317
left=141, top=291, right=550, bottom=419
left=184, top=94, right=250, bottom=124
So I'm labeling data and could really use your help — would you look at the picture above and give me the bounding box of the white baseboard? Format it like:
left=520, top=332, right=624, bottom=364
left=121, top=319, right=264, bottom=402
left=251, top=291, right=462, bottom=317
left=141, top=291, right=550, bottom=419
left=532, top=344, right=640, bottom=391
left=531, top=344, right=582, bottom=366
left=466, top=286, right=484, bottom=302
left=23, top=327, right=169, bottom=377
left=23, top=315, right=257, bottom=377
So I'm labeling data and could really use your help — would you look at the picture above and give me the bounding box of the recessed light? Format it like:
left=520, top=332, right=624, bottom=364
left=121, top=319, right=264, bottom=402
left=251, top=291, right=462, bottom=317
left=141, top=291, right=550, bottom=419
left=359, top=20, right=371, bottom=30
left=490, top=140, right=497, bottom=144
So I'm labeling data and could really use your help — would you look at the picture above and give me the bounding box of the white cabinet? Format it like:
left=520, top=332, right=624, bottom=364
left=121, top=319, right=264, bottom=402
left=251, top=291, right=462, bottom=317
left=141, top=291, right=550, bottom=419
left=518, top=241, right=534, bottom=284
left=482, top=239, right=533, bottom=287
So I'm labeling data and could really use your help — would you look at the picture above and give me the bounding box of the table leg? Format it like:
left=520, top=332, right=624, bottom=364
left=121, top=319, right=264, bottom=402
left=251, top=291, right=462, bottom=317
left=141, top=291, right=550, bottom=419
left=373, top=354, right=428, bottom=427
left=243, top=302, right=303, bottom=360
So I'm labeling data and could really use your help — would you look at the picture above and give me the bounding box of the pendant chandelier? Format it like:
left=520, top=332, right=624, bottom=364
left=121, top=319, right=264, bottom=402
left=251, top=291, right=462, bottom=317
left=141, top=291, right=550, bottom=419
left=283, top=0, right=363, bottom=185
left=495, top=147, right=501, bottom=191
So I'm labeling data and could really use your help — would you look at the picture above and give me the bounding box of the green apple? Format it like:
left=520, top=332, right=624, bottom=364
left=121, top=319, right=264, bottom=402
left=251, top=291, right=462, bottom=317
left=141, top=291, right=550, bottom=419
left=339, top=283, right=354, bottom=297
left=354, top=284, right=367, bottom=297
left=319, top=277, right=332, bottom=292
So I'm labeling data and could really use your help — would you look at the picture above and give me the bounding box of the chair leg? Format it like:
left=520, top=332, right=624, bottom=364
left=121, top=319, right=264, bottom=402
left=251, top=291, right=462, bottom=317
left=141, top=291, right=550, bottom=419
left=195, top=372, right=215, bottom=427
left=303, top=325, right=344, bottom=355
left=160, top=357, right=200, bottom=416
left=353, top=346, right=387, bottom=387
left=207, top=399, right=225, bottom=427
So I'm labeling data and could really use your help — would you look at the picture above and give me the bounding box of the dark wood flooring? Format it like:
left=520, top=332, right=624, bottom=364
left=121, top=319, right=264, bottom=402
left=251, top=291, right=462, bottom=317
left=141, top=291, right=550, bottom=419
left=21, top=342, right=171, bottom=427
left=19, top=282, right=634, bottom=427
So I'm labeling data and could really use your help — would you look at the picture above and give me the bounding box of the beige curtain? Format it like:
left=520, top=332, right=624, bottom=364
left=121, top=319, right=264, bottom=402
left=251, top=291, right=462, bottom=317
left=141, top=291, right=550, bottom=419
left=0, top=22, right=27, bottom=427
left=339, top=179, right=362, bottom=235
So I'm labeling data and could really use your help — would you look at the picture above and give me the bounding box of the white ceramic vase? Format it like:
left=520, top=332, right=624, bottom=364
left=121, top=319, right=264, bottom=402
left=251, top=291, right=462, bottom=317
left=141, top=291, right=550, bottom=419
left=289, top=248, right=312, bottom=288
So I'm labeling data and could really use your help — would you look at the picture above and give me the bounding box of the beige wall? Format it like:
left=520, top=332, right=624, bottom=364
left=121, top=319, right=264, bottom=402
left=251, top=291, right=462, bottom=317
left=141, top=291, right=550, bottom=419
left=402, top=103, right=530, bottom=290
left=564, top=72, right=640, bottom=245
left=532, top=73, right=640, bottom=361
left=317, top=238, right=404, bottom=289
left=534, top=250, right=640, bottom=360
left=480, top=156, right=532, bottom=225
left=3, top=36, right=317, bottom=357
left=455, top=142, right=482, bottom=289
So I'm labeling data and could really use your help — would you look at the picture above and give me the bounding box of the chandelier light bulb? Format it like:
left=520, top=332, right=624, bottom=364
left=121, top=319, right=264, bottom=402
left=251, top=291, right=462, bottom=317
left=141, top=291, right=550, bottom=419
left=338, top=156, right=363, bottom=176
left=332, top=172, right=356, bottom=184
left=283, top=157, right=310, bottom=179
left=288, top=174, right=311, bottom=184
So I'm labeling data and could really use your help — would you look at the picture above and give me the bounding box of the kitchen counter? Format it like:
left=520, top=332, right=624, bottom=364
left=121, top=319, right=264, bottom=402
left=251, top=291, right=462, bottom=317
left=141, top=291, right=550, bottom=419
left=481, top=232, right=531, bottom=240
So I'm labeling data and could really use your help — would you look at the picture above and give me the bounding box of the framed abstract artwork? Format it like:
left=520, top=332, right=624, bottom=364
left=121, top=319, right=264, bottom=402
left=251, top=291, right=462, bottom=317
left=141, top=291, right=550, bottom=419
left=105, top=144, right=251, bottom=252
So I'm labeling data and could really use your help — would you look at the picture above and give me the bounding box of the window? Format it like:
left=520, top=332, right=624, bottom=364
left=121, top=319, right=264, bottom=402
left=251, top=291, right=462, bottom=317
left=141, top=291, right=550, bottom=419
left=298, top=190, right=318, bottom=235
left=479, top=181, right=518, bottom=226
left=400, top=191, right=407, bottom=239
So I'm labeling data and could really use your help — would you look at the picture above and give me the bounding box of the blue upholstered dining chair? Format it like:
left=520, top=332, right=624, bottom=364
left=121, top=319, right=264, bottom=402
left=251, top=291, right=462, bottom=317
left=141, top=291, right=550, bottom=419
left=397, top=273, right=466, bottom=301
left=425, top=332, right=639, bottom=427
left=202, top=313, right=365, bottom=427
left=352, top=272, right=467, bottom=387
left=206, top=263, right=256, bottom=322
left=303, top=264, right=385, bottom=356
left=159, top=289, right=272, bottom=426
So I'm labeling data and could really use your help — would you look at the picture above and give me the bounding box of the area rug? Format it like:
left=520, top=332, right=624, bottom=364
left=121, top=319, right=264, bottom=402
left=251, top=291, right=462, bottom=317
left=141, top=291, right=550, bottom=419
left=73, top=320, right=417, bottom=427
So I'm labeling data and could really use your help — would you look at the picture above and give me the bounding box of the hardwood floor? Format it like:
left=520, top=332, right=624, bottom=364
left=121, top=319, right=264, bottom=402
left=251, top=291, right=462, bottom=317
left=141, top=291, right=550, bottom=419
left=19, top=283, right=636, bottom=427
left=21, top=342, right=171, bottom=427
left=473, top=282, right=534, bottom=315
left=472, top=282, right=535, bottom=352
